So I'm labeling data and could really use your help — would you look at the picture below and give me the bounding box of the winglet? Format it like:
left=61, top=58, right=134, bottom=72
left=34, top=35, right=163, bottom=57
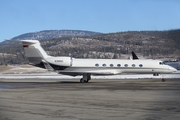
left=132, top=51, right=139, bottom=60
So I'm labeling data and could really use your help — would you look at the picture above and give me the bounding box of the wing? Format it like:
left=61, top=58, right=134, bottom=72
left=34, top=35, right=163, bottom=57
left=41, top=60, right=120, bottom=76
left=59, top=70, right=116, bottom=76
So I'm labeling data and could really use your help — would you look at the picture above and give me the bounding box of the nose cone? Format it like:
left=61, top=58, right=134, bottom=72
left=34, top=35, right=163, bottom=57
left=169, top=67, right=177, bottom=73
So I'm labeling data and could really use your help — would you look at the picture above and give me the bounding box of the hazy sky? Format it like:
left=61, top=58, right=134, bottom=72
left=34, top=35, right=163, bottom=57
left=0, top=0, right=180, bottom=42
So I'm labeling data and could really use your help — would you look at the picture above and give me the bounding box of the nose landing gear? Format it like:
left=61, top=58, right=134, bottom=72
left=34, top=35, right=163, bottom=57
left=161, top=74, right=166, bottom=82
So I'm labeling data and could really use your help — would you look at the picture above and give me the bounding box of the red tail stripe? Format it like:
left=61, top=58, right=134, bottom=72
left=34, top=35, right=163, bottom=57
left=23, top=45, right=29, bottom=48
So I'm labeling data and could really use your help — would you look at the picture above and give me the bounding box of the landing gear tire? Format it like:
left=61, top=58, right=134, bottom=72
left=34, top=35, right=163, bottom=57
left=80, top=74, right=91, bottom=83
left=80, top=78, right=89, bottom=83
left=162, top=79, right=166, bottom=82
left=80, top=78, right=84, bottom=83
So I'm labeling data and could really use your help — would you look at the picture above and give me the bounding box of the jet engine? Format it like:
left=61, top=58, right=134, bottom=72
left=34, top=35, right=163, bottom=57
left=45, top=57, right=73, bottom=67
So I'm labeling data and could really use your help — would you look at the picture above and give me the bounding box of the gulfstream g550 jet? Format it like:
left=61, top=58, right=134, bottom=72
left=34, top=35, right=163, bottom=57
left=20, top=40, right=177, bottom=82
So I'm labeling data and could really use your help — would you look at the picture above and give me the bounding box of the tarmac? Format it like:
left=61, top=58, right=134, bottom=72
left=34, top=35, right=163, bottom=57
left=0, top=78, right=180, bottom=120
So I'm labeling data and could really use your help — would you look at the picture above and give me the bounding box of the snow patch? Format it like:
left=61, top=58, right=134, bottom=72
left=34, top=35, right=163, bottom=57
left=0, top=74, right=179, bottom=79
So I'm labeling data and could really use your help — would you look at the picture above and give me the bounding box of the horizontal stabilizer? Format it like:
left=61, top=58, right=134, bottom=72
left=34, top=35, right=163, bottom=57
left=42, top=60, right=54, bottom=71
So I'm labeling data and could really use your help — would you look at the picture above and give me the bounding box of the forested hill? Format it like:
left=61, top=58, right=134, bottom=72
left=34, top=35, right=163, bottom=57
left=11, top=30, right=102, bottom=40
left=0, top=29, right=180, bottom=65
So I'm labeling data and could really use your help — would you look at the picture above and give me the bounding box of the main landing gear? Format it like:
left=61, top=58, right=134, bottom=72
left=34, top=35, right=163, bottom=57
left=80, top=74, right=91, bottom=83
left=161, top=78, right=166, bottom=82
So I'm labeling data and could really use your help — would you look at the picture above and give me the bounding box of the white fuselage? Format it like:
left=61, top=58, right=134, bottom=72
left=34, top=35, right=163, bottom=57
left=46, top=57, right=176, bottom=75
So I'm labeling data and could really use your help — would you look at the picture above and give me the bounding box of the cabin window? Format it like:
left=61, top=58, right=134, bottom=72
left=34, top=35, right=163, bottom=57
left=132, top=64, right=135, bottom=67
left=95, top=63, right=99, bottom=67
left=124, top=64, right=128, bottom=67
left=139, top=64, right=143, bottom=67
left=102, top=64, right=106, bottom=67
left=117, top=64, right=121, bottom=67
left=110, top=64, right=114, bottom=67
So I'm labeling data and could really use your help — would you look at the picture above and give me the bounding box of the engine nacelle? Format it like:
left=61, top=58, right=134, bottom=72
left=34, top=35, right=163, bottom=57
left=45, top=57, right=73, bottom=67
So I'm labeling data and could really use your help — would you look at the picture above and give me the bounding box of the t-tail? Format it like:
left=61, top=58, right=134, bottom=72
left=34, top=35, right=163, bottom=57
left=21, top=40, right=49, bottom=68
left=21, top=40, right=72, bottom=70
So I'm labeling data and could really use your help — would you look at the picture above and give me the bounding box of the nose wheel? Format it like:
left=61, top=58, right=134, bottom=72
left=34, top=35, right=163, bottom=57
left=161, top=74, right=166, bottom=82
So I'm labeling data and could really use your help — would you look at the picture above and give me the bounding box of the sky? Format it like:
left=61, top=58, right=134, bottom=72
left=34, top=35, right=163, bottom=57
left=0, top=0, right=180, bottom=42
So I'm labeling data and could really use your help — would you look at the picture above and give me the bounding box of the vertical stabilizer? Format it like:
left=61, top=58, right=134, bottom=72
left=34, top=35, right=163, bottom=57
left=21, top=40, right=49, bottom=65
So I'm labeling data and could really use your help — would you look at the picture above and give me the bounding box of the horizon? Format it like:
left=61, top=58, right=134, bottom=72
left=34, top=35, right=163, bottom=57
left=2, top=28, right=180, bottom=43
left=1, top=0, right=180, bottom=42
left=10, top=28, right=180, bottom=37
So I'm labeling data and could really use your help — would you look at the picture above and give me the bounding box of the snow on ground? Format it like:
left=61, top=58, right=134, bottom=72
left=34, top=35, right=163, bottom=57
left=0, top=73, right=179, bottom=79
left=0, top=65, right=180, bottom=79
left=0, top=65, right=47, bottom=74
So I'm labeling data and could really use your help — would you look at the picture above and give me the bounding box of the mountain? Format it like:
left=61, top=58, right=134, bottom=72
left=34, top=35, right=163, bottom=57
left=11, top=30, right=102, bottom=40
left=0, top=29, right=180, bottom=65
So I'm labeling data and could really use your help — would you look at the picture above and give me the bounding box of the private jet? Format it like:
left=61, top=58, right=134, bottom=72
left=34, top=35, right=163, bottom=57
left=20, top=40, right=177, bottom=82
